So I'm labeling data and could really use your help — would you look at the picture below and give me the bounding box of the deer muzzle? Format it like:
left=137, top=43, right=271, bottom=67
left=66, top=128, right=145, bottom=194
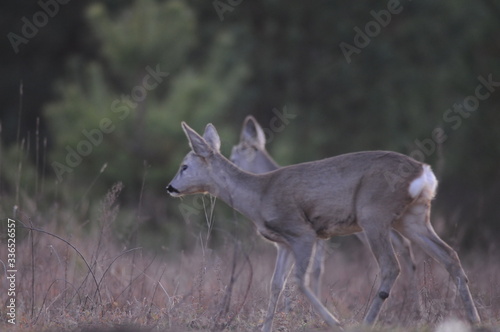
left=166, top=184, right=180, bottom=196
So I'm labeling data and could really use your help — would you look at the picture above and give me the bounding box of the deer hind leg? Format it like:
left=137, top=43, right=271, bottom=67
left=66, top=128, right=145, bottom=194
left=389, top=230, right=421, bottom=315
left=291, top=235, right=342, bottom=330
left=398, top=203, right=481, bottom=324
left=262, top=244, right=294, bottom=332
left=390, top=230, right=417, bottom=276
left=362, top=226, right=401, bottom=325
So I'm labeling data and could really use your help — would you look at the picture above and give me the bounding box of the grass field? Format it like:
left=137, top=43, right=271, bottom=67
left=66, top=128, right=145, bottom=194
left=1, top=186, right=499, bottom=332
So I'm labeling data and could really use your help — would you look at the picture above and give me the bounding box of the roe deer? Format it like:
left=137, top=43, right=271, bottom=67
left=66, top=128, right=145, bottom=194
left=167, top=122, right=481, bottom=332
left=230, top=115, right=419, bottom=302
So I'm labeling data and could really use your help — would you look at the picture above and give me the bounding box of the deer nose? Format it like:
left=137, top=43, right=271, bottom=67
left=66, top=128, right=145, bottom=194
left=166, top=184, right=180, bottom=194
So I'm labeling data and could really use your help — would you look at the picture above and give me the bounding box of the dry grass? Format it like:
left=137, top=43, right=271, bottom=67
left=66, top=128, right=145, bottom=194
left=1, top=186, right=499, bottom=332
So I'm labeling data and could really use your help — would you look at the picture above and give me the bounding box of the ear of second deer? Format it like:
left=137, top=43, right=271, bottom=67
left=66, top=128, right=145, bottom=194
left=242, top=116, right=266, bottom=148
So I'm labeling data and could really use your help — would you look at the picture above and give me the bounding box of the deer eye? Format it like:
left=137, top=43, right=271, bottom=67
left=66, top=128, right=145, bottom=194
left=181, top=165, right=188, bottom=172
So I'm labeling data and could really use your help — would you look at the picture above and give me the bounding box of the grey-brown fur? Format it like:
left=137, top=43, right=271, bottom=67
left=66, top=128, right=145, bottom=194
left=167, top=122, right=481, bottom=332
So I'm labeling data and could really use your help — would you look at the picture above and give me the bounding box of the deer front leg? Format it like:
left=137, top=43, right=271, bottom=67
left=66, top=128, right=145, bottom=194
left=262, top=244, right=293, bottom=332
left=309, top=239, right=326, bottom=297
left=292, top=235, right=343, bottom=330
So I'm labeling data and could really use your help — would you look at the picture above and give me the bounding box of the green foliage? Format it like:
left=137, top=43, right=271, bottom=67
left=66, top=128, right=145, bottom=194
left=88, top=0, right=197, bottom=78
left=44, top=0, right=250, bottom=196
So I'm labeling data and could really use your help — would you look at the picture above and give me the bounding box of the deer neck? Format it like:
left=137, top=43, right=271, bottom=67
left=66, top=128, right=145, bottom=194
left=209, top=154, right=265, bottom=221
left=257, top=150, right=280, bottom=172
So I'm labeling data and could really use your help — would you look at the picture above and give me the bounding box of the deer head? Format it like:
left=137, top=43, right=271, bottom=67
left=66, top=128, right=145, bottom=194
left=230, top=115, right=279, bottom=173
left=166, top=122, right=221, bottom=197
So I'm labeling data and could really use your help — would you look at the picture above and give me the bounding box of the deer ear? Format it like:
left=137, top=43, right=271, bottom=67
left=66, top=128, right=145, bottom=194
left=182, top=122, right=213, bottom=158
left=241, top=115, right=266, bottom=149
left=203, top=123, right=221, bottom=152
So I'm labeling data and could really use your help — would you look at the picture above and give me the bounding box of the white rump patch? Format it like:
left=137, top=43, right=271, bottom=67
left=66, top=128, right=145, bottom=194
left=408, top=165, right=438, bottom=199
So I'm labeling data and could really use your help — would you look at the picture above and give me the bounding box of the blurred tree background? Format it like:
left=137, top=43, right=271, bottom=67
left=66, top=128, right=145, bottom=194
left=1, top=0, right=499, bottom=250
